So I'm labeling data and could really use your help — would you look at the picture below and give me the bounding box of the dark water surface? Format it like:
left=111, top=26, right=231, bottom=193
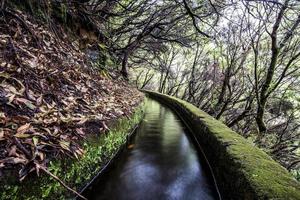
left=86, top=99, right=219, bottom=200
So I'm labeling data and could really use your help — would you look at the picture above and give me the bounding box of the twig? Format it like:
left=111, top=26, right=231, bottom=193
left=1, top=0, right=5, bottom=10
left=13, top=137, right=32, bottom=159
left=36, top=163, right=88, bottom=200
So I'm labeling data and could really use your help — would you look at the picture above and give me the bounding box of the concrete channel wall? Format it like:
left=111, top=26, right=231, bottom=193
left=143, top=90, right=300, bottom=200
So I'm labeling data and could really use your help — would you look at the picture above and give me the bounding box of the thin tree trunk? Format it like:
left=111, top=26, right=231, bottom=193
left=256, top=0, right=289, bottom=133
left=121, top=52, right=129, bottom=78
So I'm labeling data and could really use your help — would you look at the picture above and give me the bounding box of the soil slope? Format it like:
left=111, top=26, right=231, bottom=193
left=0, top=9, right=143, bottom=180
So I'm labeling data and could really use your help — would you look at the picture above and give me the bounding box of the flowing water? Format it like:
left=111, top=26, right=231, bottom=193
left=84, top=99, right=220, bottom=200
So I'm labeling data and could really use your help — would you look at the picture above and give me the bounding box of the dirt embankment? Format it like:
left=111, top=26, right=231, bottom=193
left=0, top=9, right=143, bottom=180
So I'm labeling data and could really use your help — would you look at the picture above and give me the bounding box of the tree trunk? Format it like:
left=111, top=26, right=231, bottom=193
left=256, top=31, right=280, bottom=133
left=255, top=0, right=288, bottom=134
left=121, top=52, right=128, bottom=78
left=256, top=100, right=267, bottom=133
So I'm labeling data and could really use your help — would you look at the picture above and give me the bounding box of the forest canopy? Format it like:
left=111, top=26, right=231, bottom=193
left=129, top=0, right=300, bottom=177
left=117, top=0, right=300, bottom=178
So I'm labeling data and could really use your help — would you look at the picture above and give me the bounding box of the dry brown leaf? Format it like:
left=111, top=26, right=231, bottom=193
left=17, top=123, right=31, bottom=134
left=0, top=129, right=4, bottom=141
left=11, top=115, right=30, bottom=124
left=38, top=152, right=45, bottom=161
left=7, top=94, right=16, bottom=104
left=27, top=58, right=38, bottom=68
left=8, top=145, right=18, bottom=157
left=59, top=140, right=70, bottom=151
left=6, top=85, right=19, bottom=95
left=53, top=126, right=60, bottom=135
left=75, top=148, right=84, bottom=156
left=76, top=128, right=85, bottom=136
left=36, top=95, right=43, bottom=106
left=27, top=90, right=36, bottom=101
left=0, top=157, right=27, bottom=165
left=77, top=117, right=88, bottom=125
left=0, top=72, right=10, bottom=79
left=102, top=122, right=109, bottom=130
left=15, top=98, right=36, bottom=109
left=81, top=87, right=88, bottom=93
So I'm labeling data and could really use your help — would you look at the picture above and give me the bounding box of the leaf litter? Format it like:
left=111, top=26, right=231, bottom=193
left=0, top=8, right=144, bottom=187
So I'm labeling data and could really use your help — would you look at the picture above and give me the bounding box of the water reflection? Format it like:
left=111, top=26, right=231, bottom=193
left=88, top=99, right=218, bottom=200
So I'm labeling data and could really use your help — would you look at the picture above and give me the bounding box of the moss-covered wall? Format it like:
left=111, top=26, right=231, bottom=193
left=1, top=102, right=145, bottom=200
left=143, top=90, right=300, bottom=200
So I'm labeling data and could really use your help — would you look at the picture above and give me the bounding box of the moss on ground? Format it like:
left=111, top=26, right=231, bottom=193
left=0, top=102, right=145, bottom=200
left=143, top=90, right=300, bottom=200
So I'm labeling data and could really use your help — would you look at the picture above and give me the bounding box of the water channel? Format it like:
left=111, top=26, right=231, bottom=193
left=84, top=99, right=220, bottom=200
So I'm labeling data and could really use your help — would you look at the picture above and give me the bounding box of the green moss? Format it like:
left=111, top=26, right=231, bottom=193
left=143, top=90, right=300, bottom=200
left=1, top=101, right=145, bottom=200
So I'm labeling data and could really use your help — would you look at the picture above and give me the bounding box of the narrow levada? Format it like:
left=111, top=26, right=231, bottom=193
left=85, top=98, right=220, bottom=200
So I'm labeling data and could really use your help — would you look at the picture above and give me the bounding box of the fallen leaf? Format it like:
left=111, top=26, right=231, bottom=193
left=81, top=86, right=88, bottom=93
left=102, top=121, right=109, bottom=131
left=59, top=140, right=70, bottom=151
left=76, top=128, right=85, bottom=136
left=7, top=94, right=16, bottom=104
left=15, top=98, right=36, bottom=110
left=8, top=145, right=18, bottom=157
left=24, top=101, right=36, bottom=110
left=0, top=157, right=27, bottom=165
left=75, top=148, right=84, bottom=156
left=13, top=78, right=25, bottom=94
left=0, top=72, right=10, bottom=79
left=11, top=115, right=30, bottom=124
left=15, top=133, right=31, bottom=138
left=37, top=152, right=45, bottom=161
left=36, top=95, right=43, bottom=105
left=27, top=90, right=36, bottom=101
left=17, top=123, right=31, bottom=134
left=0, top=129, right=4, bottom=140
left=53, top=126, right=60, bottom=135
left=6, top=85, right=19, bottom=94
left=32, top=137, right=38, bottom=146
left=27, top=58, right=37, bottom=68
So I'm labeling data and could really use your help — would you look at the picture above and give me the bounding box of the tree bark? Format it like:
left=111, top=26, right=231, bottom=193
left=121, top=52, right=129, bottom=78
left=256, top=0, right=289, bottom=134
